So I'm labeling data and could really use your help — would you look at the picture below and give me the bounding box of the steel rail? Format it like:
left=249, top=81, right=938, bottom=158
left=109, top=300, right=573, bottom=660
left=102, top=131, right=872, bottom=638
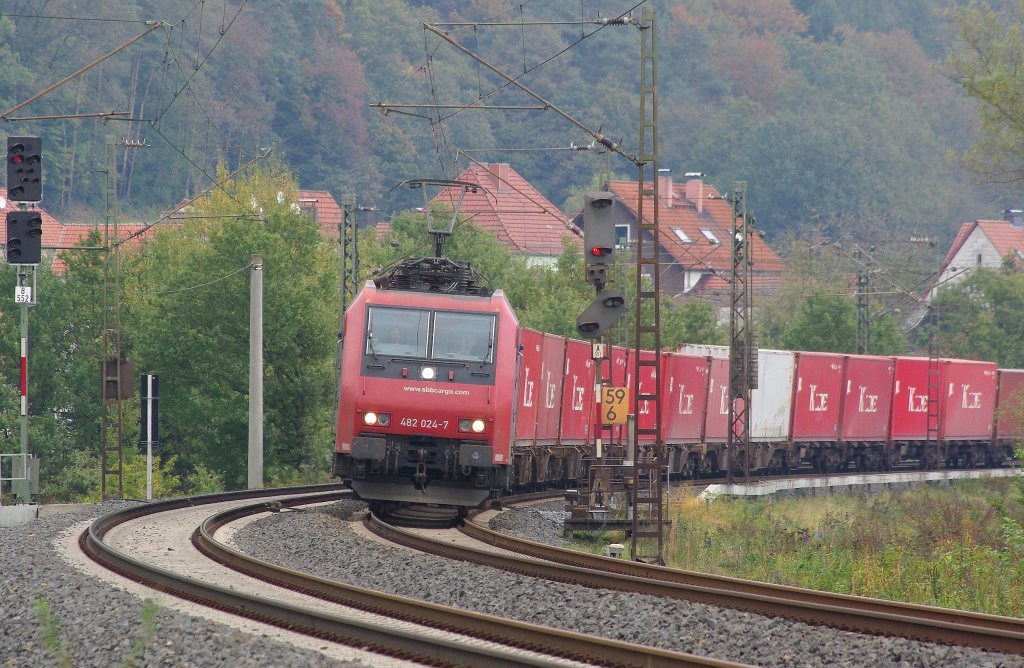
left=452, top=504, right=1024, bottom=655
left=464, top=510, right=1024, bottom=639
left=80, top=486, right=563, bottom=667
left=367, top=502, right=1024, bottom=656
left=195, top=495, right=743, bottom=668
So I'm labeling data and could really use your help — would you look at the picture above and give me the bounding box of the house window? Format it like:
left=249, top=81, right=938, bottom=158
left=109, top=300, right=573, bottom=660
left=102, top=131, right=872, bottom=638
left=700, top=229, right=719, bottom=244
left=977, top=253, right=983, bottom=267
left=672, top=227, right=692, bottom=244
left=615, top=224, right=630, bottom=247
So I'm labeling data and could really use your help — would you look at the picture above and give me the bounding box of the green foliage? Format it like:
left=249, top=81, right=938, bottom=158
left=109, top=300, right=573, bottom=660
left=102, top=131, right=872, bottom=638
left=657, top=480, right=1024, bottom=616
left=122, top=161, right=339, bottom=489
left=120, top=600, right=159, bottom=668
left=35, top=596, right=159, bottom=668
left=35, top=597, right=72, bottom=668
left=926, top=266, right=1024, bottom=366
left=3, top=1, right=1006, bottom=249
left=948, top=1, right=1024, bottom=187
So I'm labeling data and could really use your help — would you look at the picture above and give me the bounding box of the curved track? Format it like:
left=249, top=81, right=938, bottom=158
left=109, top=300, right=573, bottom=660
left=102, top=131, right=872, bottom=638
left=360, top=492, right=1024, bottom=656
left=80, top=486, right=743, bottom=668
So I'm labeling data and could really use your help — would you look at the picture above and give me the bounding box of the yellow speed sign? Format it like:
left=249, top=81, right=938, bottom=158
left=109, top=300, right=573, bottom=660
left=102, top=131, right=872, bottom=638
left=601, top=386, right=629, bottom=425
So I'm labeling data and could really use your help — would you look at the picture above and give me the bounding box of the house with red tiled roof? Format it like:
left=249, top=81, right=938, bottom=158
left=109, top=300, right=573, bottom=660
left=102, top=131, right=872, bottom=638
left=296, top=189, right=344, bottom=238
left=575, top=171, right=784, bottom=310
left=932, top=210, right=1024, bottom=299
left=50, top=223, right=161, bottom=274
left=429, top=163, right=581, bottom=266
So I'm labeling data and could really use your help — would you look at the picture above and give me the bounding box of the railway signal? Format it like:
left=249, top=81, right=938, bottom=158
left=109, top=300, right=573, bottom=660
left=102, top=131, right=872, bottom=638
left=576, top=287, right=627, bottom=339
left=583, top=191, right=616, bottom=289
left=6, top=136, right=42, bottom=202
left=5, top=210, right=43, bottom=264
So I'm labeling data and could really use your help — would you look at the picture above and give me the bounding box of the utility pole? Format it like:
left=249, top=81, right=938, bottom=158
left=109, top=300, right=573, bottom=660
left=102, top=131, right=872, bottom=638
left=248, top=254, right=264, bottom=489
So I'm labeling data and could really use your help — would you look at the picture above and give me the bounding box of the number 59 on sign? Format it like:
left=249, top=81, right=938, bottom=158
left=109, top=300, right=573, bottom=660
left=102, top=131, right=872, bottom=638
left=601, top=386, right=629, bottom=425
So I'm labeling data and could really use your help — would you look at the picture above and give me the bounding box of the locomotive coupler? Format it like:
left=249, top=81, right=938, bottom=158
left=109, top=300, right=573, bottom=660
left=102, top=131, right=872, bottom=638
left=413, top=450, right=428, bottom=491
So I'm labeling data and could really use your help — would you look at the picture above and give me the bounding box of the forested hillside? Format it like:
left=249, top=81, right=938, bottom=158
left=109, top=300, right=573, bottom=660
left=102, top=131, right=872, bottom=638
left=1, top=0, right=1017, bottom=245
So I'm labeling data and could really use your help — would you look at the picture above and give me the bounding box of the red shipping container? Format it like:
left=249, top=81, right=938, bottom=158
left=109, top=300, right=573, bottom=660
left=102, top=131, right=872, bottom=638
left=939, top=359, right=996, bottom=440
left=559, top=339, right=595, bottom=444
left=704, top=357, right=731, bottom=443
left=839, top=355, right=894, bottom=442
left=791, top=352, right=844, bottom=441
left=890, top=357, right=931, bottom=441
left=995, top=369, right=1024, bottom=441
left=663, top=352, right=710, bottom=444
left=535, top=333, right=566, bottom=444
left=514, top=328, right=544, bottom=444
left=629, top=351, right=659, bottom=444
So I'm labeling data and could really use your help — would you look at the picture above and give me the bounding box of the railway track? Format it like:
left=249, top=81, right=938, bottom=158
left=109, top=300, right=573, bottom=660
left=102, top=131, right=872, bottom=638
left=80, top=486, right=744, bottom=668
left=359, top=492, right=1024, bottom=657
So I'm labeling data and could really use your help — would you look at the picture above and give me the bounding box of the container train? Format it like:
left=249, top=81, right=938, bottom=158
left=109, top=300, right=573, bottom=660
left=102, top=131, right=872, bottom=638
left=333, top=258, right=1023, bottom=508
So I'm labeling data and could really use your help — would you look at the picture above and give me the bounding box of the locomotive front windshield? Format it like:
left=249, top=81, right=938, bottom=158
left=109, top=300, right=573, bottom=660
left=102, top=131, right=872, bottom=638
left=366, top=306, right=494, bottom=363
left=367, top=307, right=430, bottom=357
left=432, top=312, right=493, bottom=362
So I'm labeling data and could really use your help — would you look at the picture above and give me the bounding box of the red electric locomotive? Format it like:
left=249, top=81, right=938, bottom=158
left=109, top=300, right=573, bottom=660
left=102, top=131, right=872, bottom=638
left=333, top=257, right=518, bottom=507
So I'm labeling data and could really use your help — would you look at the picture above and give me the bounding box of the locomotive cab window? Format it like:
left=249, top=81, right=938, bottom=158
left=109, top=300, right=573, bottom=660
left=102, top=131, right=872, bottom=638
left=367, top=307, right=429, bottom=358
left=432, top=312, right=494, bottom=363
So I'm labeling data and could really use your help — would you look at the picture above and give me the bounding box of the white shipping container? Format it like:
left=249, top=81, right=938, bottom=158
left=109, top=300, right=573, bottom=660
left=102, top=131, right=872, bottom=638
left=679, top=344, right=794, bottom=441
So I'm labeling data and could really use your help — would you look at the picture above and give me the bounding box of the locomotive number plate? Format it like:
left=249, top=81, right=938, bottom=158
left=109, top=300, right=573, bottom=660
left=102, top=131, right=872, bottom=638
left=399, top=417, right=448, bottom=430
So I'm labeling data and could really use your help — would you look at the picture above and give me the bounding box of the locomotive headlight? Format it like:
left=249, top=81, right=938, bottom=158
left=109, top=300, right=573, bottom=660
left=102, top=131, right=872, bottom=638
left=363, top=412, right=391, bottom=426
left=420, top=366, right=437, bottom=380
left=458, top=418, right=487, bottom=433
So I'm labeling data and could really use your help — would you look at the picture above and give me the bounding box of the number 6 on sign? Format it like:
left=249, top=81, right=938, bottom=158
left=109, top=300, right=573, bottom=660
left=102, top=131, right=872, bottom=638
left=601, top=386, right=629, bottom=425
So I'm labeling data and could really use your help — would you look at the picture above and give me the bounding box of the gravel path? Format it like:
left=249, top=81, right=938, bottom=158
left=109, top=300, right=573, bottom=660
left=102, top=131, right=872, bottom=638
left=233, top=500, right=1024, bottom=668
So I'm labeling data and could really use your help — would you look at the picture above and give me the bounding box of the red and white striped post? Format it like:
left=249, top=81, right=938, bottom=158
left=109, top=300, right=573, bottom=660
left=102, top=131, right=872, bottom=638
left=20, top=336, right=27, bottom=417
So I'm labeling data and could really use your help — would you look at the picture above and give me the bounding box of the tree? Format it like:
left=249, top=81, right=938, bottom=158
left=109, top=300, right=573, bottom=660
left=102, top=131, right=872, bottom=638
left=948, top=2, right=1024, bottom=186
left=123, top=161, right=339, bottom=488
left=925, top=264, right=1024, bottom=367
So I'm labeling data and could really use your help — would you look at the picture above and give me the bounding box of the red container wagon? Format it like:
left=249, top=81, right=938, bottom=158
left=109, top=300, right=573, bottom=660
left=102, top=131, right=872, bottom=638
left=791, top=352, right=844, bottom=441
left=790, top=352, right=844, bottom=472
left=662, top=352, right=711, bottom=478
left=703, top=357, right=731, bottom=442
left=939, top=359, right=997, bottom=441
left=662, top=352, right=711, bottom=445
left=890, top=357, right=932, bottom=443
left=939, top=359, right=997, bottom=468
left=535, top=333, right=567, bottom=446
left=630, top=350, right=660, bottom=445
left=514, top=328, right=545, bottom=446
left=559, top=339, right=596, bottom=445
left=838, top=355, right=895, bottom=470
left=995, top=369, right=1024, bottom=445
left=702, top=356, right=731, bottom=474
